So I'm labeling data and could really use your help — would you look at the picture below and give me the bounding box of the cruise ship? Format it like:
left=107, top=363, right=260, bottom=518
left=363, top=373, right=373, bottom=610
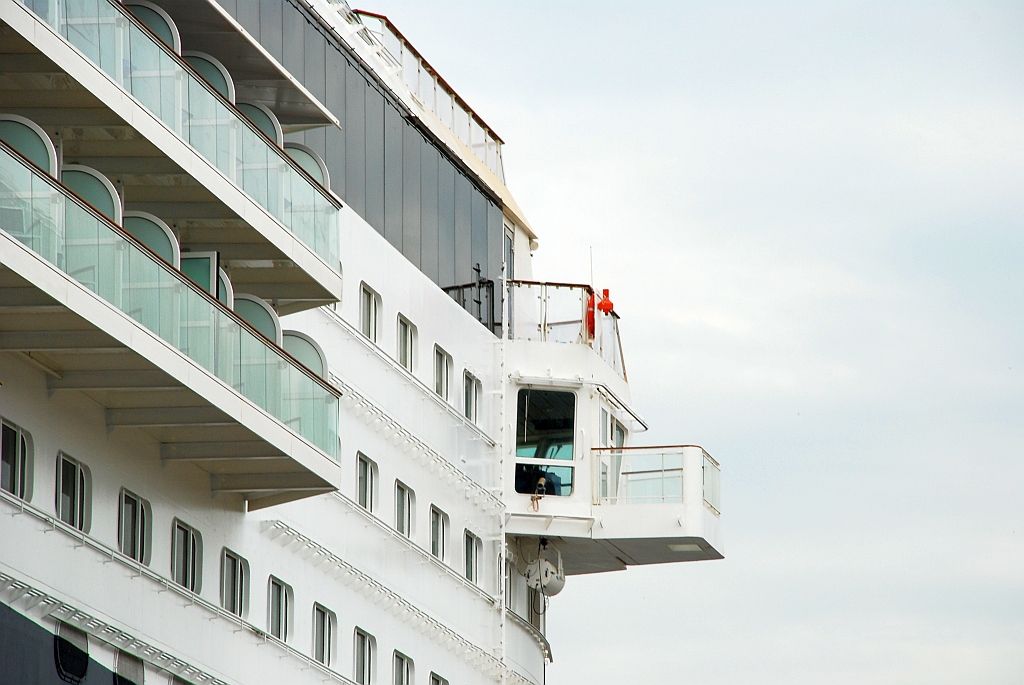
left=0, top=1, right=724, bottom=683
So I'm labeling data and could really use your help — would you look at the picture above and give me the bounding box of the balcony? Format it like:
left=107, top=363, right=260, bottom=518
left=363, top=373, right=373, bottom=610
left=507, top=279, right=626, bottom=379
left=1, top=0, right=341, bottom=309
left=505, top=445, right=723, bottom=574
left=0, top=139, right=340, bottom=506
left=593, top=445, right=721, bottom=511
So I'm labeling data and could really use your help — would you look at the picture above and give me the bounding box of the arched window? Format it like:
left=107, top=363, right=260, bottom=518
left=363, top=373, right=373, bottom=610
left=0, top=114, right=57, bottom=176
left=61, top=165, right=122, bottom=224
left=125, top=1, right=182, bottom=53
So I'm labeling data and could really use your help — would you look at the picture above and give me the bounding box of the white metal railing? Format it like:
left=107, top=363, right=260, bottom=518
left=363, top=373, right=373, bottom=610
left=703, top=452, right=722, bottom=513
left=507, top=280, right=626, bottom=378
left=592, top=446, right=721, bottom=512
left=352, top=10, right=506, bottom=182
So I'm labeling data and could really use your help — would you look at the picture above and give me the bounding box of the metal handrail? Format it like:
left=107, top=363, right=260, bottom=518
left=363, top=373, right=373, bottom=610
left=0, top=139, right=339, bottom=401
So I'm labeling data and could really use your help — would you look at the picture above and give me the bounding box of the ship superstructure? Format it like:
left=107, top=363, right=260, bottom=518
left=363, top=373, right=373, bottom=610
left=0, top=2, right=723, bottom=684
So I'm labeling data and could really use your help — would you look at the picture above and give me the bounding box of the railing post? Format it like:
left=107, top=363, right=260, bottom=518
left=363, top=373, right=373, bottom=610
left=540, top=284, right=548, bottom=342
left=682, top=446, right=704, bottom=535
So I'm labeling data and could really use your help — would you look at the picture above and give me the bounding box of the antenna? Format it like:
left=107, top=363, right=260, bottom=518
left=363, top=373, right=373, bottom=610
left=589, top=245, right=594, bottom=287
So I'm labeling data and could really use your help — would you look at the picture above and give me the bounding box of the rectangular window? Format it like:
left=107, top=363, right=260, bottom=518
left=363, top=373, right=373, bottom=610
left=269, top=577, right=291, bottom=641
left=361, top=285, right=378, bottom=342
left=504, top=228, right=515, bottom=340
left=1, top=420, right=30, bottom=500
left=434, top=347, right=449, bottom=400
left=430, top=674, right=449, bottom=685
left=398, top=317, right=414, bottom=371
left=430, top=507, right=446, bottom=560
left=118, top=489, right=148, bottom=564
left=515, top=388, right=576, bottom=497
left=504, top=556, right=514, bottom=610
left=357, top=454, right=375, bottom=512
left=221, top=549, right=246, bottom=616
left=394, top=652, right=412, bottom=685
left=172, top=521, right=200, bottom=592
left=463, top=372, right=480, bottom=424
left=516, top=388, right=576, bottom=460
left=56, top=454, right=87, bottom=531
left=355, top=630, right=373, bottom=685
left=313, top=604, right=333, bottom=665
left=395, top=482, right=412, bottom=537
left=464, top=531, right=479, bottom=583
left=613, top=419, right=626, bottom=448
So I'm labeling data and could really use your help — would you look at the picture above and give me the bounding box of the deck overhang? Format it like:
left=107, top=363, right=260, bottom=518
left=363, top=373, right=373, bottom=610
left=0, top=233, right=340, bottom=510
left=0, top=5, right=341, bottom=311
left=159, top=0, right=339, bottom=130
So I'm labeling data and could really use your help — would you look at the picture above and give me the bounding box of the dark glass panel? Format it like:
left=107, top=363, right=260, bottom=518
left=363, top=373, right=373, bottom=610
left=514, top=464, right=574, bottom=497
left=236, top=0, right=260, bottom=41
left=281, top=3, right=305, bottom=85
left=324, top=47, right=346, bottom=195
left=259, top=0, right=283, bottom=63
left=401, top=126, right=421, bottom=265
left=383, top=103, right=404, bottom=250
left=59, top=458, right=77, bottom=526
left=420, top=143, right=439, bottom=283
left=364, top=86, right=385, bottom=229
left=454, top=172, right=472, bottom=285
left=515, top=388, right=576, bottom=460
left=470, top=190, right=487, bottom=282
left=345, top=63, right=366, bottom=216
left=437, top=158, right=456, bottom=287
left=0, top=424, right=15, bottom=494
left=303, top=22, right=326, bottom=102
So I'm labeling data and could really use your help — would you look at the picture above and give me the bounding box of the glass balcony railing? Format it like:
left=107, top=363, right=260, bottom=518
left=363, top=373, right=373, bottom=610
left=592, top=446, right=721, bottom=512
left=703, top=452, right=721, bottom=514
left=507, top=280, right=626, bottom=378
left=21, top=0, right=340, bottom=272
left=0, top=142, right=340, bottom=459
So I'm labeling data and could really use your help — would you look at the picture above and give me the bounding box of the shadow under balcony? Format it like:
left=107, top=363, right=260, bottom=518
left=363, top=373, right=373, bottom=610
left=0, top=139, right=340, bottom=509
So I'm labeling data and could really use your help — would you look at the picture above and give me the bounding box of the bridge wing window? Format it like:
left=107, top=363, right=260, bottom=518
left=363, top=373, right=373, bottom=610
left=515, top=389, right=575, bottom=460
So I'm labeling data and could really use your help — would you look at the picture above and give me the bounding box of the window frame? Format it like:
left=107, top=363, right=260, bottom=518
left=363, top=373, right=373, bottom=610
left=268, top=576, right=293, bottom=641
left=360, top=284, right=380, bottom=343
left=393, top=652, right=413, bottom=685
left=464, top=530, right=480, bottom=583
left=504, top=554, right=515, bottom=610
left=397, top=315, right=415, bottom=372
left=313, top=603, right=335, bottom=666
left=463, top=372, right=480, bottom=424
left=429, top=506, right=448, bottom=561
left=118, top=488, right=151, bottom=565
left=433, top=346, right=450, bottom=400
left=171, top=519, right=202, bottom=593
left=55, top=452, right=89, bottom=532
left=395, top=481, right=413, bottom=537
left=1, top=418, right=32, bottom=501
left=430, top=674, right=449, bottom=685
left=220, top=548, right=248, bottom=617
left=354, top=629, right=374, bottom=685
left=357, top=453, right=377, bottom=513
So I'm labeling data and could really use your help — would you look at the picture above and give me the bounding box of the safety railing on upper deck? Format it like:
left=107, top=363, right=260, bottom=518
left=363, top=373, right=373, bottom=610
left=0, top=141, right=340, bottom=459
left=20, top=0, right=340, bottom=272
left=507, top=279, right=626, bottom=379
left=592, top=446, right=721, bottom=512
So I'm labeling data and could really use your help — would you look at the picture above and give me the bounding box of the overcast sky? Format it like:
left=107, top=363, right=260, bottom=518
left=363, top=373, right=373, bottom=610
left=363, top=2, right=1022, bottom=682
